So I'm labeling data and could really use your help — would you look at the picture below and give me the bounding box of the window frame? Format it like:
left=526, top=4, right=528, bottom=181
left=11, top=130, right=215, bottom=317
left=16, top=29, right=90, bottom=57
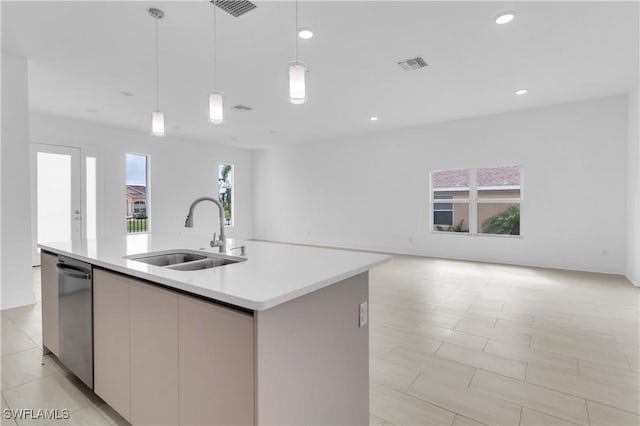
left=430, top=165, right=522, bottom=238
left=126, top=153, right=150, bottom=234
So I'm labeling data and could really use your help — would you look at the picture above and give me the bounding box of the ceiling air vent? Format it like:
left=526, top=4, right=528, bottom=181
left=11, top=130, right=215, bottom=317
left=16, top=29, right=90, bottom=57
left=397, top=57, right=428, bottom=71
left=210, top=0, right=257, bottom=18
left=232, top=104, right=253, bottom=112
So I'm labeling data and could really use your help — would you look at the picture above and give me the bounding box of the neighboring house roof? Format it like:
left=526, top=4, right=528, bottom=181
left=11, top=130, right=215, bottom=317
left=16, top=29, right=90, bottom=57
left=433, top=169, right=469, bottom=188
left=477, top=166, right=520, bottom=186
left=126, top=185, right=146, bottom=198
left=433, top=166, right=520, bottom=188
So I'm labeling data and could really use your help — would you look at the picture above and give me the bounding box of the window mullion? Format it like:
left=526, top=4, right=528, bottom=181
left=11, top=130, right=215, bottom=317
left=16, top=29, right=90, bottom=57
left=470, top=168, right=477, bottom=235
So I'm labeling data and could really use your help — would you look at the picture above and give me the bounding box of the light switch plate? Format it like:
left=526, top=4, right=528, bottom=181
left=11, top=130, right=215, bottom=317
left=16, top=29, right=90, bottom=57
left=359, top=302, right=368, bottom=328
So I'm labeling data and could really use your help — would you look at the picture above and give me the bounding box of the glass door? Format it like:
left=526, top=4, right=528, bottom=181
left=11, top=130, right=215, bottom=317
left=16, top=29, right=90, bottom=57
left=31, top=143, right=82, bottom=265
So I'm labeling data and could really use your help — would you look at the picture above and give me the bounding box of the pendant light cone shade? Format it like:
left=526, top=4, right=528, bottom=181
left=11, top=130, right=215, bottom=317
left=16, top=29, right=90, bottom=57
left=209, top=92, right=224, bottom=124
left=151, top=111, right=165, bottom=136
left=289, top=61, right=307, bottom=104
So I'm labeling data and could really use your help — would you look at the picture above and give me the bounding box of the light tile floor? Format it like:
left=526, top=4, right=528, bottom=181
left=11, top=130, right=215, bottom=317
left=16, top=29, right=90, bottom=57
left=1, top=257, right=638, bottom=425
left=369, top=256, right=640, bottom=426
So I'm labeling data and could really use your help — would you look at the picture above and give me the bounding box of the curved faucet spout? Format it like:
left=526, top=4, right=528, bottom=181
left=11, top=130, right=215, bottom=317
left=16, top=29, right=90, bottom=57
left=184, top=197, right=226, bottom=252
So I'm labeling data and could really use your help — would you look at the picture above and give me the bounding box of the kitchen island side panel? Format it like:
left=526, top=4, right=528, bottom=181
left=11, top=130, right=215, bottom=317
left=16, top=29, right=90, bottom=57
left=255, top=272, right=369, bottom=426
left=41, top=251, right=59, bottom=355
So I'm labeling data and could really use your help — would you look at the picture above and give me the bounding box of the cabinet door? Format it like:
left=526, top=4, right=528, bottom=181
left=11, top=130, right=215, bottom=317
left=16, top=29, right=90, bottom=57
left=93, top=269, right=131, bottom=422
left=130, top=280, right=179, bottom=426
left=178, top=295, right=255, bottom=425
left=41, top=252, right=59, bottom=355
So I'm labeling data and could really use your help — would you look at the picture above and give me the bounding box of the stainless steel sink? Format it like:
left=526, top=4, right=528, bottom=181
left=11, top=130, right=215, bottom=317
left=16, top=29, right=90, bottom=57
left=130, top=252, right=207, bottom=267
left=125, top=249, right=246, bottom=271
left=167, top=258, right=236, bottom=271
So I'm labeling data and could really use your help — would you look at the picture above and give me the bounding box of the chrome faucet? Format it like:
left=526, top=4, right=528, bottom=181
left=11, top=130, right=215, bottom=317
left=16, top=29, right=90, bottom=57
left=184, top=197, right=226, bottom=252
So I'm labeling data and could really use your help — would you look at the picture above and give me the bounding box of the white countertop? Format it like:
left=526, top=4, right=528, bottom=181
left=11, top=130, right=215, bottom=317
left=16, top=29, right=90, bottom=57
left=39, top=234, right=391, bottom=311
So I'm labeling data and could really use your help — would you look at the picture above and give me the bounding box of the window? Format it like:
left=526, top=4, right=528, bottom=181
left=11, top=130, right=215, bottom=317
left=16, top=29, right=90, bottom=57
left=433, top=195, right=454, bottom=226
left=431, top=168, right=471, bottom=233
left=218, top=164, right=233, bottom=226
left=431, top=166, right=521, bottom=236
left=133, top=200, right=146, bottom=214
left=126, top=154, right=149, bottom=233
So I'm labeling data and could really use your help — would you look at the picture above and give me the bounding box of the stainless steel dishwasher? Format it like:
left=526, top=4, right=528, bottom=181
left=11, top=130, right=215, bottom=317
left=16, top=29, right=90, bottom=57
left=57, top=255, right=93, bottom=389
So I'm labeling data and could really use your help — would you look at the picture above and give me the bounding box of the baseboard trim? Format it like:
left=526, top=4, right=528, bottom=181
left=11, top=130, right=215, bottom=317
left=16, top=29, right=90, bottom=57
left=625, top=273, right=640, bottom=287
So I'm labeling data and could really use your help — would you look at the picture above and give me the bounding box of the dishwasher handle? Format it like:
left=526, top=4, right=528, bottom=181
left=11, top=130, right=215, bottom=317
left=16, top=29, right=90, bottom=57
left=56, top=263, right=91, bottom=280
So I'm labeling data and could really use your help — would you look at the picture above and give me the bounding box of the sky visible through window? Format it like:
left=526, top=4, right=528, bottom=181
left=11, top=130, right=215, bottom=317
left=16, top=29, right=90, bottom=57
left=126, top=154, right=147, bottom=185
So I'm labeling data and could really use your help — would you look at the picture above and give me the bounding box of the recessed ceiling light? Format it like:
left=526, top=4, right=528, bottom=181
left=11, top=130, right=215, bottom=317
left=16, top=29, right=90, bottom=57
left=120, top=91, right=134, bottom=97
left=86, top=109, right=98, bottom=113
left=231, top=137, right=239, bottom=142
left=515, top=89, right=528, bottom=95
left=495, top=12, right=515, bottom=25
left=369, top=116, right=379, bottom=121
left=172, top=125, right=181, bottom=130
left=269, top=130, right=278, bottom=134
left=297, top=28, right=313, bottom=39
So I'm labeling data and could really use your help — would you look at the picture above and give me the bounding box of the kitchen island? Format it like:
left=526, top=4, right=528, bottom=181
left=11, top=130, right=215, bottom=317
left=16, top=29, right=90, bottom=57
left=39, top=234, right=390, bottom=426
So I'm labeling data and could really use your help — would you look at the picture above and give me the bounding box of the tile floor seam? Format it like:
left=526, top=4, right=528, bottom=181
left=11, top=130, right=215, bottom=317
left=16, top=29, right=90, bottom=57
left=466, top=368, right=478, bottom=388
left=518, top=405, right=523, bottom=426
left=0, top=372, right=58, bottom=394
left=584, top=398, right=591, bottom=426
left=522, top=374, right=638, bottom=414
left=386, top=376, right=464, bottom=420
left=402, top=384, right=491, bottom=425
left=583, top=398, right=640, bottom=418
left=528, top=344, right=632, bottom=373
left=432, top=340, right=445, bottom=357
left=402, top=370, right=422, bottom=393
left=481, top=338, right=490, bottom=352
left=475, top=387, right=590, bottom=426
left=524, top=406, right=585, bottom=426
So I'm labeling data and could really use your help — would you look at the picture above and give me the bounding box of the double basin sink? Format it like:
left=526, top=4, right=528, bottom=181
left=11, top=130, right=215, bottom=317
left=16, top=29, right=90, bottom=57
left=125, top=249, right=246, bottom=271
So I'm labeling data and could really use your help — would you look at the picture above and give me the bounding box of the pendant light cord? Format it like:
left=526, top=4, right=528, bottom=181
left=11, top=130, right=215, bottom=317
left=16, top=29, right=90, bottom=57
left=213, top=0, right=217, bottom=90
left=155, top=16, right=160, bottom=111
left=295, top=0, right=299, bottom=61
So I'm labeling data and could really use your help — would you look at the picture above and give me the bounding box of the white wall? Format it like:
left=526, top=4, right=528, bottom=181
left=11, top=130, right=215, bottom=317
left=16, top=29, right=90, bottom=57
left=30, top=112, right=253, bottom=244
left=254, top=96, right=628, bottom=274
left=627, top=85, right=640, bottom=286
left=1, top=54, right=35, bottom=309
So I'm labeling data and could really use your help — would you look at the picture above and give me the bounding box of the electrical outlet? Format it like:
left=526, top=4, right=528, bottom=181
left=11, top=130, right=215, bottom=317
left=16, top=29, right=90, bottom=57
left=359, top=302, right=368, bottom=328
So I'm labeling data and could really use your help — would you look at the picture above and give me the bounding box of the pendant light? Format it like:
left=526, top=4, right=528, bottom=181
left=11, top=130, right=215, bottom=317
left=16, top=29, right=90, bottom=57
left=289, top=0, right=307, bottom=104
left=149, top=8, right=165, bottom=136
left=209, top=1, right=224, bottom=124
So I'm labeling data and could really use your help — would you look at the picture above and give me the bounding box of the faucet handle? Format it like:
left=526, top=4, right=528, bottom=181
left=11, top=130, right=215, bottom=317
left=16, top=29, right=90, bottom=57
left=210, top=233, right=220, bottom=248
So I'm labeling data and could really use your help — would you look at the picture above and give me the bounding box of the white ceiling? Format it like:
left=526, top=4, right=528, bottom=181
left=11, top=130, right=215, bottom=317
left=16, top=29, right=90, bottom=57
left=2, top=1, right=638, bottom=148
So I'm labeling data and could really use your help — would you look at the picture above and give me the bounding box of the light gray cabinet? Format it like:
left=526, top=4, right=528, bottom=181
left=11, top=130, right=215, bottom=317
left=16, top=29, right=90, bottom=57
left=178, top=295, right=254, bottom=425
left=93, top=269, right=131, bottom=422
left=130, top=280, right=179, bottom=426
